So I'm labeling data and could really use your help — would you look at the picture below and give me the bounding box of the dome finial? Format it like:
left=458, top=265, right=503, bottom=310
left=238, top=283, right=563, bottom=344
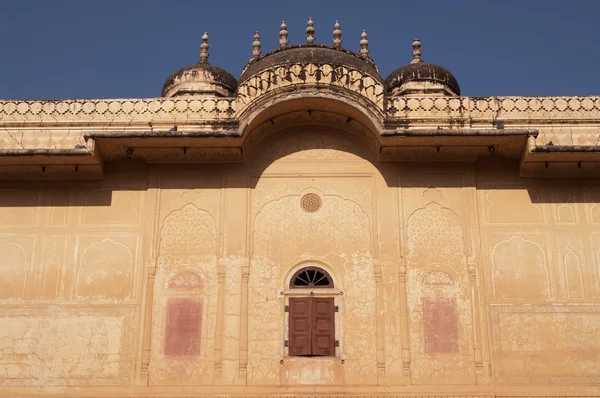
left=306, top=17, right=315, bottom=44
left=199, top=32, right=209, bottom=63
left=333, top=20, right=342, bottom=49
left=252, top=31, right=261, bottom=60
left=359, top=30, right=369, bottom=58
left=411, top=37, right=422, bottom=64
left=279, top=21, right=289, bottom=49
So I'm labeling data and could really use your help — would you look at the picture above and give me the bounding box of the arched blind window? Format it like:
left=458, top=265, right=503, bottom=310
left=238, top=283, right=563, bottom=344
left=290, top=267, right=333, bottom=288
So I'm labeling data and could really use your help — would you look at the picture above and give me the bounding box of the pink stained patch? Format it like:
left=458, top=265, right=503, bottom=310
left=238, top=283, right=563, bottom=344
left=423, top=298, right=459, bottom=353
left=165, top=298, right=202, bottom=356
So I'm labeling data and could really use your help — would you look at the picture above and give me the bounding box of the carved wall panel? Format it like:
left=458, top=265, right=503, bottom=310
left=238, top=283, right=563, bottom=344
left=248, top=174, right=376, bottom=385
left=478, top=181, right=549, bottom=301
left=247, top=129, right=371, bottom=164
left=588, top=233, right=600, bottom=298
left=80, top=189, right=141, bottom=227
left=482, top=188, right=545, bottom=225
left=149, top=177, right=222, bottom=385
left=0, top=306, right=134, bottom=387
left=75, top=237, right=137, bottom=300
left=401, top=180, right=476, bottom=384
left=45, top=190, right=70, bottom=226
left=39, top=235, right=68, bottom=300
left=585, top=187, right=600, bottom=224
left=490, top=304, right=600, bottom=384
left=478, top=180, right=600, bottom=302
left=552, top=187, right=579, bottom=224
left=489, top=235, right=552, bottom=300
left=0, top=236, right=33, bottom=300
left=476, top=174, right=600, bottom=389
left=0, top=189, right=38, bottom=227
left=554, top=233, right=588, bottom=299
left=0, top=180, right=146, bottom=391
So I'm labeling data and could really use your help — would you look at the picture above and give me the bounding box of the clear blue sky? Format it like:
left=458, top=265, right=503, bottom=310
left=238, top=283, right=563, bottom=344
left=1, top=0, right=599, bottom=99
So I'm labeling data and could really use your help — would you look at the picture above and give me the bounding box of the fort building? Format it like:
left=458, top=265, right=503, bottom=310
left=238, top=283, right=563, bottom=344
left=1, top=18, right=600, bottom=398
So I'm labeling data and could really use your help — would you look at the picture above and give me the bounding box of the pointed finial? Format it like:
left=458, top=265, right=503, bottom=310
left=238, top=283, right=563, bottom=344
left=199, top=32, right=209, bottom=63
left=252, top=31, right=261, bottom=60
left=411, top=37, right=422, bottom=64
left=279, top=21, right=289, bottom=49
left=333, top=20, right=342, bottom=49
left=306, top=17, right=315, bottom=44
left=359, top=30, right=369, bottom=58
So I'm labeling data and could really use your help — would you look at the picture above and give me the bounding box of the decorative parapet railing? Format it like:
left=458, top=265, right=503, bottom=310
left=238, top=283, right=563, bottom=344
left=385, top=96, right=600, bottom=122
left=0, top=97, right=237, bottom=126
left=236, top=63, right=385, bottom=115
left=1, top=96, right=599, bottom=128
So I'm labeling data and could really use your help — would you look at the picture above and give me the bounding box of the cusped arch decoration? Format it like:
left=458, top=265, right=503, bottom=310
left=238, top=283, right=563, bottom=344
left=236, top=46, right=385, bottom=120
left=422, top=269, right=455, bottom=286
left=290, top=266, right=334, bottom=289
left=167, top=269, right=204, bottom=290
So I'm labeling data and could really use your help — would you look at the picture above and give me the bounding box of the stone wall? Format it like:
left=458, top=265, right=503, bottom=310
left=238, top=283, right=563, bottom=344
left=0, top=128, right=599, bottom=397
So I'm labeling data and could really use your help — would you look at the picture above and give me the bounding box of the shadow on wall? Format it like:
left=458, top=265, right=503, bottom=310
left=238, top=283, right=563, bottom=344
left=0, top=146, right=598, bottom=209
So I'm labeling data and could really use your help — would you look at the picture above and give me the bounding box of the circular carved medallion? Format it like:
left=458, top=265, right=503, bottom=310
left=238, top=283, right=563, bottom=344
left=300, top=193, right=322, bottom=213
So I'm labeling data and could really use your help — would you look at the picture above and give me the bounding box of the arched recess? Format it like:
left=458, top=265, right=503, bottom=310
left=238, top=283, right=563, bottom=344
left=237, top=95, right=406, bottom=191
left=240, top=96, right=383, bottom=162
left=247, top=178, right=377, bottom=383
left=149, top=203, right=218, bottom=385
left=405, top=201, right=475, bottom=384
left=237, top=87, right=385, bottom=140
left=240, top=94, right=388, bottom=384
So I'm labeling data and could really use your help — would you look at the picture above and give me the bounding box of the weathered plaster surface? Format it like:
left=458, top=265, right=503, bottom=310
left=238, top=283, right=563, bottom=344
left=1, top=127, right=599, bottom=398
left=1, top=40, right=600, bottom=398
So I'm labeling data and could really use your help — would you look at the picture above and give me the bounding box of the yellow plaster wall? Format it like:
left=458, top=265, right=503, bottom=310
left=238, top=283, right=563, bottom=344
left=0, top=130, right=599, bottom=397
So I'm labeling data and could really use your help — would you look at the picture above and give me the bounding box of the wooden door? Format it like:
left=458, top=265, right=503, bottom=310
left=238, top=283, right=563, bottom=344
left=289, top=297, right=335, bottom=356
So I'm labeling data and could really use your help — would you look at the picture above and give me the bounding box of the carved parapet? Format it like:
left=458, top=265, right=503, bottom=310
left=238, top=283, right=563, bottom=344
left=237, top=62, right=384, bottom=116
left=0, top=97, right=237, bottom=127
left=385, top=96, right=600, bottom=126
left=468, top=96, right=600, bottom=122
left=386, top=96, right=470, bottom=125
left=235, top=45, right=385, bottom=128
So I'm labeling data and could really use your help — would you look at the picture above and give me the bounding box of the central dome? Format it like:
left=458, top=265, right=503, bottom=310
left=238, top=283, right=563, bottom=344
left=235, top=20, right=387, bottom=133
left=239, top=20, right=382, bottom=85
left=240, top=44, right=382, bottom=84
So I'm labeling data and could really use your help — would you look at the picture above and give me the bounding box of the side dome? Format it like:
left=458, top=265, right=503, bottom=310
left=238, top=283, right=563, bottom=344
left=162, top=33, right=237, bottom=97
left=385, top=38, right=460, bottom=96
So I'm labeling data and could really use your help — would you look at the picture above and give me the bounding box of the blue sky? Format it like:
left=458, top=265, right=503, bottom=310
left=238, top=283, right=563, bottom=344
left=1, top=0, right=599, bottom=99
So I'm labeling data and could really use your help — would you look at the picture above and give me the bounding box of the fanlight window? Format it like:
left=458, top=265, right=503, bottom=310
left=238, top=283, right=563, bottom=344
left=290, top=267, right=333, bottom=288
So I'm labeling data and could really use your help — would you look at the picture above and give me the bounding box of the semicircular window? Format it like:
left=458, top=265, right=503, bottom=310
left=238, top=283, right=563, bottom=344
left=290, top=267, right=333, bottom=288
